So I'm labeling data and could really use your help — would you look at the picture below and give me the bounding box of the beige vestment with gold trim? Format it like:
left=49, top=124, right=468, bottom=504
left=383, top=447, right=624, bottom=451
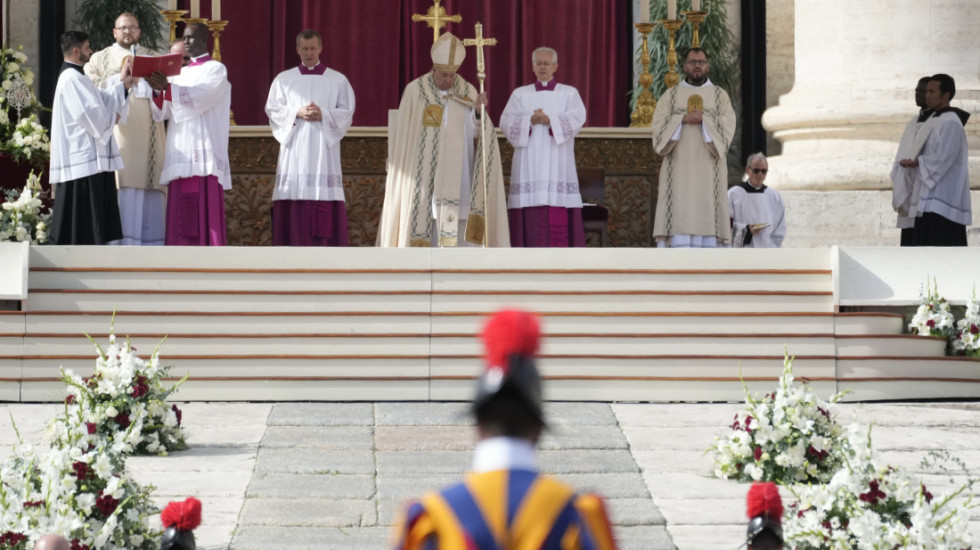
left=377, top=73, right=509, bottom=247
left=651, top=82, right=736, bottom=244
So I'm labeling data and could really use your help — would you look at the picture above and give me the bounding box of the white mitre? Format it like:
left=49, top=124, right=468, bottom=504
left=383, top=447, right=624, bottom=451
left=431, top=32, right=465, bottom=71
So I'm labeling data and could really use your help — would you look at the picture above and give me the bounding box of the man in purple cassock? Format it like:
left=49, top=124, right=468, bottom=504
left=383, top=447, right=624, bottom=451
left=147, top=22, right=231, bottom=246
left=499, top=47, right=587, bottom=247
left=264, top=30, right=355, bottom=246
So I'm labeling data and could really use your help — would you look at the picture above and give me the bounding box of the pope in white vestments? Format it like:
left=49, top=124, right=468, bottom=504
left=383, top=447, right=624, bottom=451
left=500, top=47, right=587, bottom=247
left=651, top=48, right=736, bottom=248
left=376, top=32, right=509, bottom=248
left=265, top=30, right=355, bottom=246
left=148, top=22, right=232, bottom=246
left=84, top=12, right=167, bottom=246
left=728, top=153, right=786, bottom=248
left=49, top=31, right=130, bottom=245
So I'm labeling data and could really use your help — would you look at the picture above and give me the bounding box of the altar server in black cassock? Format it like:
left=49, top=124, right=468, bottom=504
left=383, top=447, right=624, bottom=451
left=49, top=31, right=132, bottom=245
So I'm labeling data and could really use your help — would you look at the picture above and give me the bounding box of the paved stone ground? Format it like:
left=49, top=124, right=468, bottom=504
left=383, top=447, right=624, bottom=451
left=2, top=401, right=979, bottom=549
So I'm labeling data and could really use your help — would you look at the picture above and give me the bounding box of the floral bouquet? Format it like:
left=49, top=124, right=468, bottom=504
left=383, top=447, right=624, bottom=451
left=4, top=114, right=49, bottom=166
left=711, top=352, right=847, bottom=483
left=952, top=287, right=980, bottom=358
left=56, top=325, right=188, bottom=456
left=783, top=424, right=976, bottom=549
left=1, top=46, right=46, bottom=164
left=1, top=171, right=50, bottom=244
left=908, top=276, right=956, bottom=340
left=0, top=430, right=160, bottom=550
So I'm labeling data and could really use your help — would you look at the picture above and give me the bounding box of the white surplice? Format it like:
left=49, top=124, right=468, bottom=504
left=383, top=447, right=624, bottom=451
left=499, top=81, right=586, bottom=209
left=890, top=112, right=930, bottom=229
left=49, top=64, right=128, bottom=184
left=911, top=110, right=971, bottom=226
left=265, top=65, right=355, bottom=202
left=149, top=55, right=232, bottom=189
left=728, top=183, right=786, bottom=248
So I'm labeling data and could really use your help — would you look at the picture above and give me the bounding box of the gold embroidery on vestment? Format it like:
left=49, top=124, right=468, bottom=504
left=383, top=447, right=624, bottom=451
left=687, top=94, right=703, bottom=113
left=423, top=104, right=443, bottom=127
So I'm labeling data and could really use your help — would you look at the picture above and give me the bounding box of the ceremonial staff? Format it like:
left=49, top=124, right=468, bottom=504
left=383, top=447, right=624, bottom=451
left=463, top=22, right=496, bottom=246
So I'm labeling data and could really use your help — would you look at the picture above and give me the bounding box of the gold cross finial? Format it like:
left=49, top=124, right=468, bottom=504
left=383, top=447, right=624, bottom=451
left=462, top=22, right=497, bottom=78
left=412, top=0, right=462, bottom=44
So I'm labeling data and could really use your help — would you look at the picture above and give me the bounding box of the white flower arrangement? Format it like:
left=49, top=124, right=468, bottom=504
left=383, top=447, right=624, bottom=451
left=952, top=288, right=980, bottom=358
left=908, top=276, right=956, bottom=340
left=57, top=324, right=189, bottom=456
left=4, top=113, right=49, bottom=165
left=784, top=424, right=976, bottom=549
left=0, top=171, right=50, bottom=244
left=0, top=45, right=46, bottom=166
left=0, top=319, right=189, bottom=549
left=711, top=352, right=847, bottom=484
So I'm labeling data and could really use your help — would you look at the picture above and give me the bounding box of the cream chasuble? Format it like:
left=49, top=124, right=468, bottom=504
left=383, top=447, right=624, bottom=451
left=651, top=79, right=736, bottom=245
left=85, top=44, right=167, bottom=192
left=377, top=73, right=508, bottom=247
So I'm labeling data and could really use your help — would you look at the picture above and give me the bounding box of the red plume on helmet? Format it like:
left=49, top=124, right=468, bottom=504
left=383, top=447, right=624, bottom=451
left=746, top=482, right=783, bottom=522
left=481, top=309, right=541, bottom=373
left=473, top=309, right=544, bottom=423
left=161, top=497, right=202, bottom=531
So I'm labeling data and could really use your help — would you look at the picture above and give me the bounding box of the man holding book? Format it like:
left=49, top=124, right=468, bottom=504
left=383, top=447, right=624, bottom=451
left=85, top=12, right=167, bottom=246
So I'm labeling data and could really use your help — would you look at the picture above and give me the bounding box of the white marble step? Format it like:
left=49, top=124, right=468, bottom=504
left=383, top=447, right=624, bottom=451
left=23, top=291, right=835, bottom=313
left=30, top=246, right=833, bottom=271
left=834, top=313, right=905, bottom=335
left=29, top=269, right=832, bottom=293
left=835, top=335, right=947, bottom=357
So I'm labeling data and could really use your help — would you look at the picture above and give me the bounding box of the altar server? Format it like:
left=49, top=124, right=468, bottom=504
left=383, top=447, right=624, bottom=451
left=728, top=153, right=786, bottom=248
left=147, top=22, right=231, bottom=246
left=265, top=29, right=355, bottom=246
left=500, top=47, right=588, bottom=247
left=49, top=30, right=131, bottom=245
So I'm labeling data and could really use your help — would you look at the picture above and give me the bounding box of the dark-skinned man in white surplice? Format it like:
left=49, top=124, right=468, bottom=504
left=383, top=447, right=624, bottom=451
left=146, top=22, right=231, bottom=246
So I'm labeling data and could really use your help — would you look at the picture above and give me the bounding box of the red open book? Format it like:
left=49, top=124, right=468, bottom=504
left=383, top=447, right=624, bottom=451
left=131, top=53, right=182, bottom=78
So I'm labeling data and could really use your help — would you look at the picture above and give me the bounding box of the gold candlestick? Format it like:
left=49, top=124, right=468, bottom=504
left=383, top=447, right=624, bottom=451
left=207, top=20, right=229, bottom=62
left=629, top=22, right=659, bottom=128
left=661, top=19, right=683, bottom=89
left=185, top=17, right=208, bottom=25
left=682, top=10, right=708, bottom=48
left=160, top=9, right=189, bottom=43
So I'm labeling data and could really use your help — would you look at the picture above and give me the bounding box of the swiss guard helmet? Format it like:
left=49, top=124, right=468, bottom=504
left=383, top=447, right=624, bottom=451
left=745, top=482, right=784, bottom=549
left=159, top=497, right=202, bottom=550
left=472, top=309, right=545, bottom=428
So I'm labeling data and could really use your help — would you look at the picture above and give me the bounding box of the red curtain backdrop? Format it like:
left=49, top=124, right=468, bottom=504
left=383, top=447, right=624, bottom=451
left=181, top=0, right=631, bottom=127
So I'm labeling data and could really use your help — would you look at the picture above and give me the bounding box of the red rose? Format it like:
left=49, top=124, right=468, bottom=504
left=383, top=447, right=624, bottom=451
left=113, top=412, right=131, bottom=428
left=753, top=446, right=762, bottom=460
left=926, top=320, right=936, bottom=328
left=172, top=404, right=183, bottom=427
left=71, top=461, right=89, bottom=481
left=971, top=324, right=979, bottom=335
left=86, top=422, right=97, bottom=434
left=70, top=539, right=91, bottom=550
left=94, top=491, right=120, bottom=517
left=65, top=395, right=75, bottom=404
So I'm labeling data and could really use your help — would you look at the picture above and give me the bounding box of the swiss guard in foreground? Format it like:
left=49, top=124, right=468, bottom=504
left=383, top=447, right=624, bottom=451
left=745, top=482, right=783, bottom=550
left=391, top=309, right=617, bottom=549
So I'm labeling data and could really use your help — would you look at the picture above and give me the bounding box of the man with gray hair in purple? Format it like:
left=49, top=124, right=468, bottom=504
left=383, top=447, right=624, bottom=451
left=500, top=47, right=588, bottom=247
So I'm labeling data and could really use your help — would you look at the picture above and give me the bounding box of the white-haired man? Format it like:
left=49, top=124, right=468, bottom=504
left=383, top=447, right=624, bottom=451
left=728, top=153, right=786, bottom=248
left=500, top=47, right=587, bottom=247
left=377, top=32, right=508, bottom=247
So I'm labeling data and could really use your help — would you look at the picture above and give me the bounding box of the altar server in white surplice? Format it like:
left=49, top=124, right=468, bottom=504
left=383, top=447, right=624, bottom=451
left=265, top=29, right=355, bottom=246
left=500, top=47, right=587, bottom=248
left=85, top=12, right=168, bottom=246
left=899, top=73, right=972, bottom=247
left=890, top=77, right=933, bottom=247
left=49, top=30, right=132, bottom=245
left=651, top=47, right=736, bottom=248
left=147, top=22, right=232, bottom=246
left=728, top=153, right=786, bottom=248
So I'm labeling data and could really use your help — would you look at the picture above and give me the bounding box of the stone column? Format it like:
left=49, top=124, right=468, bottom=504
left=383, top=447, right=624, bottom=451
left=762, top=0, right=980, bottom=246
